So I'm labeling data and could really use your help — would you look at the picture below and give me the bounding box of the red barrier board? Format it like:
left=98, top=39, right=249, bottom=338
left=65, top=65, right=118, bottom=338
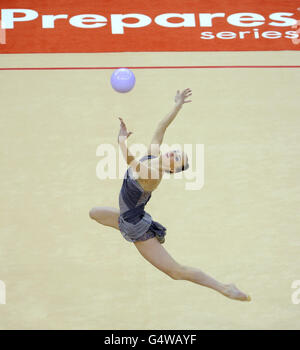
left=1, top=0, right=300, bottom=53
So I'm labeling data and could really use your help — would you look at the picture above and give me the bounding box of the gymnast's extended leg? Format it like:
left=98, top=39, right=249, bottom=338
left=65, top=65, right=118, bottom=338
left=135, top=237, right=251, bottom=302
left=89, top=206, right=120, bottom=230
left=89, top=209, right=250, bottom=301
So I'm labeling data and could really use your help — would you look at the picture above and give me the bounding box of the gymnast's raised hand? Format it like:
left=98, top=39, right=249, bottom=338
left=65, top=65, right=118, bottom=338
left=118, top=117, right=133, bottom=141
left=175, top=88, right=192, bottom=105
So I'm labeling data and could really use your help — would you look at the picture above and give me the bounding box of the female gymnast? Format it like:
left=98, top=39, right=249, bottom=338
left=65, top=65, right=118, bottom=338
left=89, top=88, right=251, bottom=302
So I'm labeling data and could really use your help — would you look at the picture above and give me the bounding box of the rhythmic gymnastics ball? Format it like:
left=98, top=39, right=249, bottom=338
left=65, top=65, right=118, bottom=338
left=110, top=68, right=136, bottom=93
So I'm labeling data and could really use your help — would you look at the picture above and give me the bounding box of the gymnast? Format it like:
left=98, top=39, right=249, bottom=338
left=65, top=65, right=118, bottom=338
left=90, top=89, right=251, bottom=302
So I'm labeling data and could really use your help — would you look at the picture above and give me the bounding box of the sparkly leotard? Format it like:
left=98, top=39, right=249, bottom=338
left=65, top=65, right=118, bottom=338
left=118, top=155, right=166, bottom=244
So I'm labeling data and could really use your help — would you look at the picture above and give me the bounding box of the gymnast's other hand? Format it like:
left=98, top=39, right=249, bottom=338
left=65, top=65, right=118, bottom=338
left=175, top=88, right=192, bottom=106
left=118, top=117, right=133, bottom=142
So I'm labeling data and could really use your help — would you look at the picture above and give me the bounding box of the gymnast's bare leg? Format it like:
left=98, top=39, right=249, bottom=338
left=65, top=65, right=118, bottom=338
left=135, top=238, right=250, bottom=301
left=89, top=206, right=120, bottom=230
left=89, top=207, right=251, bottom=302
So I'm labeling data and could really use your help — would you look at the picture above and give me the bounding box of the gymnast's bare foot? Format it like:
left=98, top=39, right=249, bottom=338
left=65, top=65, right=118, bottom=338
left=222, top=283, right=251, bottom=302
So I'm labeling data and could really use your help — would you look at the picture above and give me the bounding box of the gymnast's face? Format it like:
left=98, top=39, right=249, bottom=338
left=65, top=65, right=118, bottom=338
left=162, top=149, right=188, bottom=173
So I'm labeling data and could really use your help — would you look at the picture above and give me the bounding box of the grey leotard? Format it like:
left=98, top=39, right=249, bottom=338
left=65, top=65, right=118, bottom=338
left=118, top=154, right=166, bottom=243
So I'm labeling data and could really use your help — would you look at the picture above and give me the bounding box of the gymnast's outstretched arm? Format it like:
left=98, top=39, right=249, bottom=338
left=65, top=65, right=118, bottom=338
left=147, top=89, right=192, bottom=156
left=118, top=117, right=152, bottom=177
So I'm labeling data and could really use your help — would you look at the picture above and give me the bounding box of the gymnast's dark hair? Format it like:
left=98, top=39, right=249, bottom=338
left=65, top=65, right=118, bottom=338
left=166, top=163, right=189, bottom=174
